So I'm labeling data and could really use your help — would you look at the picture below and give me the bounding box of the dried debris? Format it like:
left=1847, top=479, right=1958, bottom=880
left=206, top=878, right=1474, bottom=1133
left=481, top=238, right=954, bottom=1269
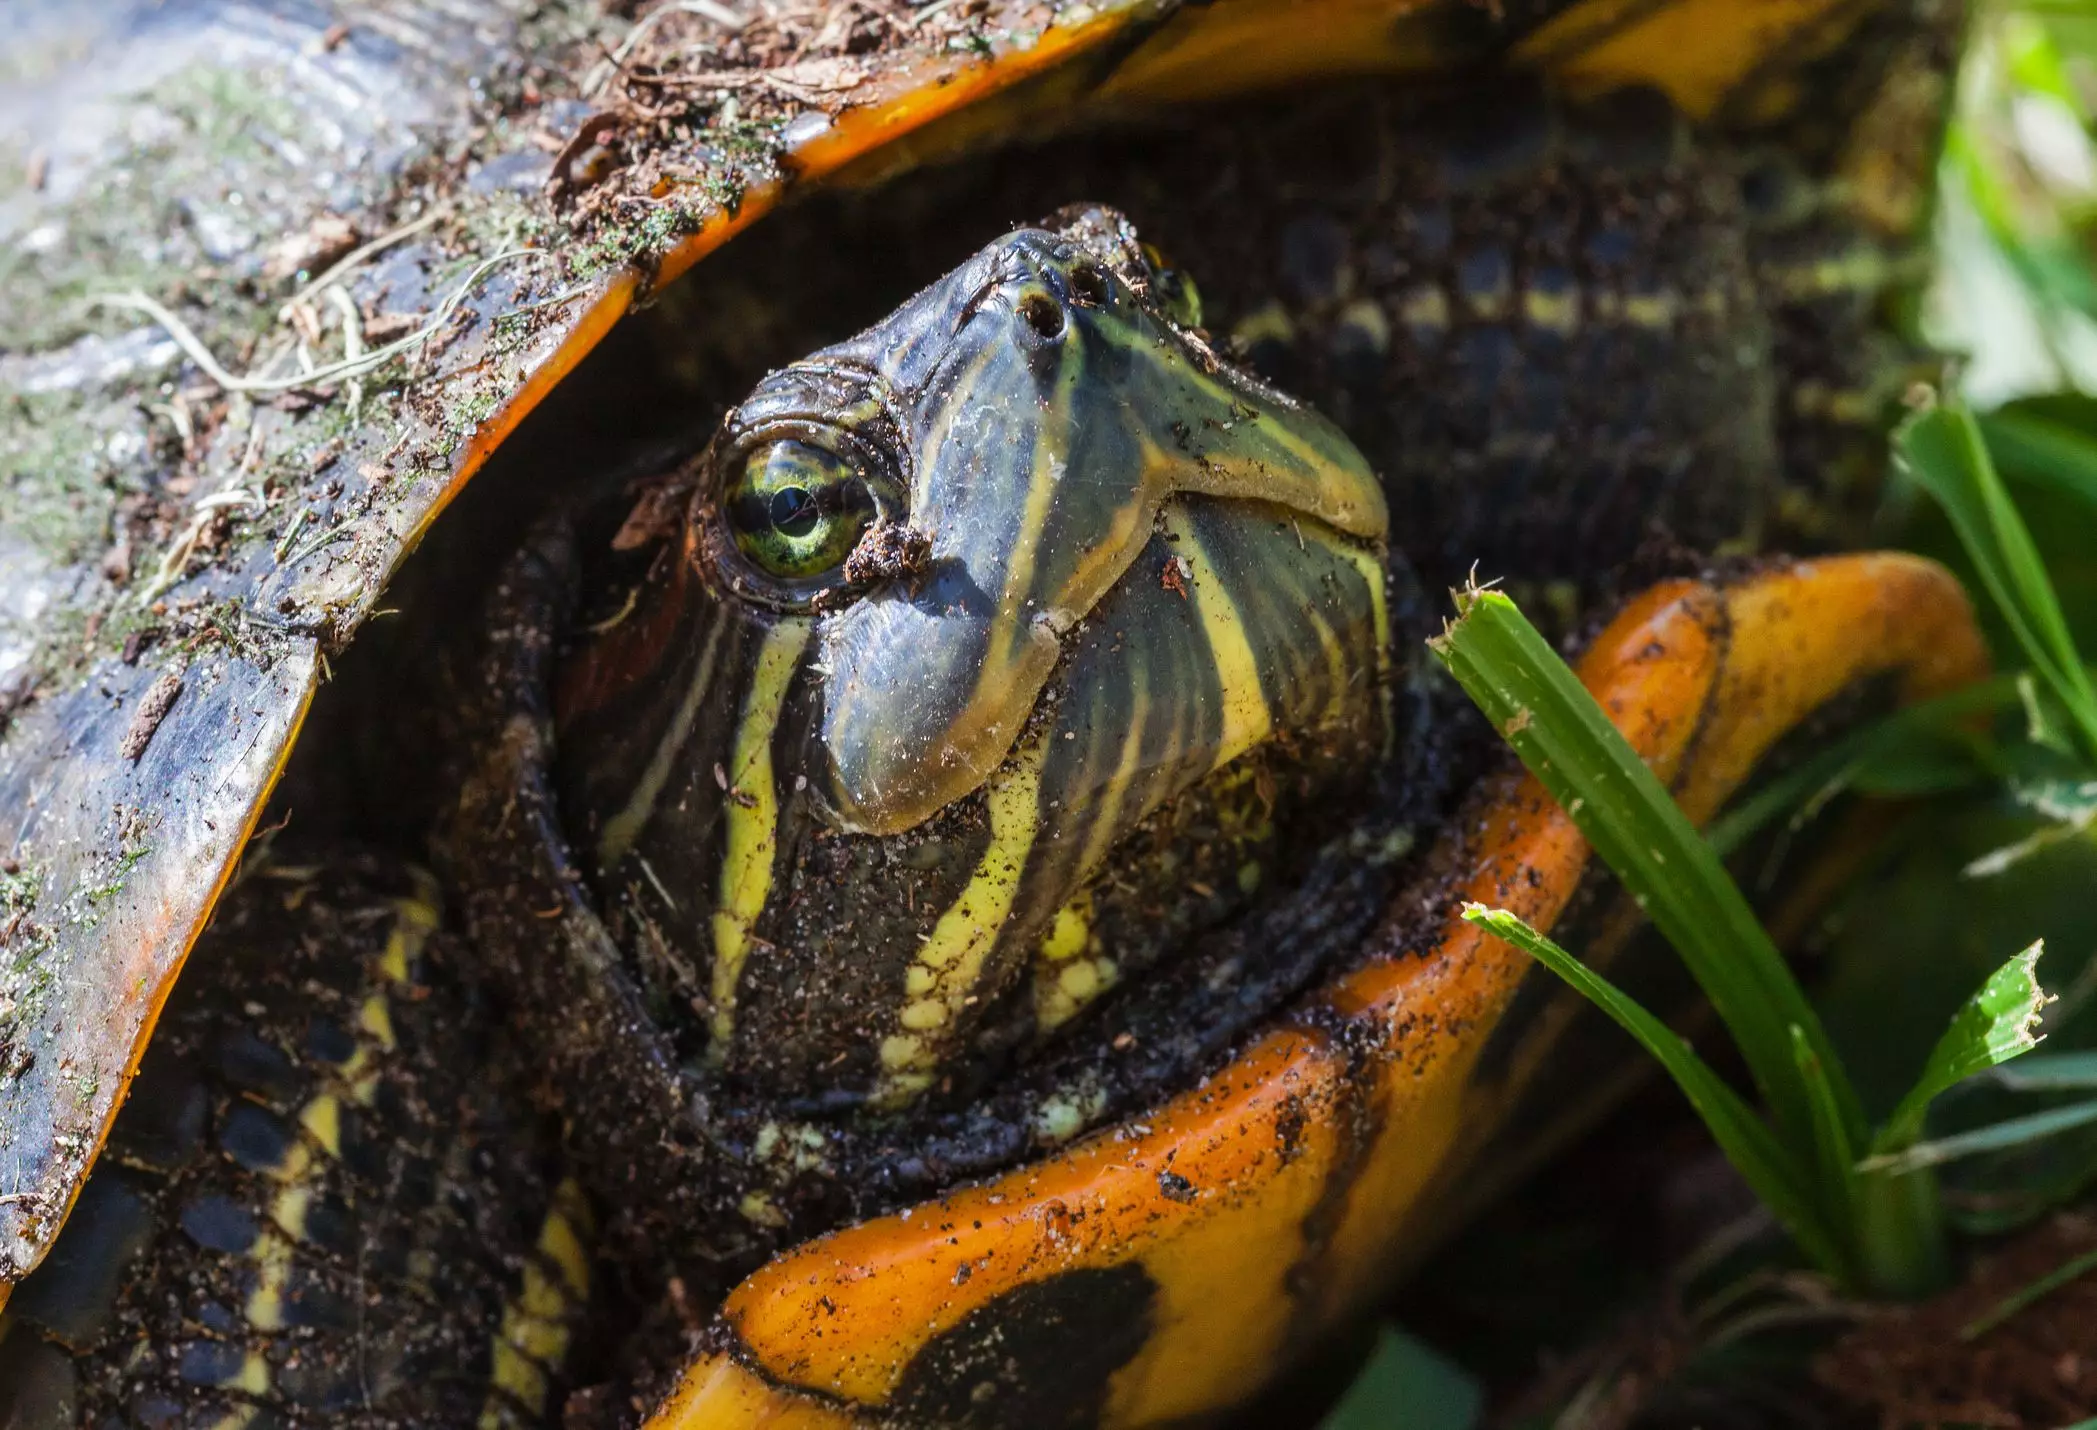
left=121, top=671, right=183, bottom=762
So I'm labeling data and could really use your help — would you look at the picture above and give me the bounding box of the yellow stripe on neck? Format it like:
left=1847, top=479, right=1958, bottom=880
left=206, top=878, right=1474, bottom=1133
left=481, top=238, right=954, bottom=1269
left=708, top=618, right=812, bottom=1057
left=877, top=734, right=1049, bottom=1104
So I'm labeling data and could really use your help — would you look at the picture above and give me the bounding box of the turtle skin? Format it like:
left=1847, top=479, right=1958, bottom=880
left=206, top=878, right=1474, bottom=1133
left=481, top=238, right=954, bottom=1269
left=0, top=856, right=587, bottom=1429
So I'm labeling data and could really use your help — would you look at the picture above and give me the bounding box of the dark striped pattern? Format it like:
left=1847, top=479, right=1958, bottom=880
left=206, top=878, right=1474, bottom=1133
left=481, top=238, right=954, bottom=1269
left=0, top=855, right=584, bottom=1429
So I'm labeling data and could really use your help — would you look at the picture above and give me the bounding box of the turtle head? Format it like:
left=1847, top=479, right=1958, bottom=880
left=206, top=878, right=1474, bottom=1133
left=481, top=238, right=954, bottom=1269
left=558, top=210, right=1394, bottom=1107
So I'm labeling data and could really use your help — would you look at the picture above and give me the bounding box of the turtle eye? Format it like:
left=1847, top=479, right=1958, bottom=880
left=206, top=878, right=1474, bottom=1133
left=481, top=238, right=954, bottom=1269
left=726, top=438, right=876, bottom=579
left=1141, top=243, right=1203, bottom=329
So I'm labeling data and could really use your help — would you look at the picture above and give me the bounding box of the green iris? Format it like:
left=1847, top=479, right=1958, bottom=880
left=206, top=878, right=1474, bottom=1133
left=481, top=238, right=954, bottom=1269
left=726, top=439, right=875, bottom=579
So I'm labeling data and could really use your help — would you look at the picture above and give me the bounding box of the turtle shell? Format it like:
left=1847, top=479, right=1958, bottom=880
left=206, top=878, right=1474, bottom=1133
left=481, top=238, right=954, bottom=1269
left=0, top=0, right=1945, bottom=1307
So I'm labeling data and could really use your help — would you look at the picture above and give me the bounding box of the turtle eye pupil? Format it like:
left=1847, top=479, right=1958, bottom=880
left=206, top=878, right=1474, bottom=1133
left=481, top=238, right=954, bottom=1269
left=770, top=486, right=819, bottom=535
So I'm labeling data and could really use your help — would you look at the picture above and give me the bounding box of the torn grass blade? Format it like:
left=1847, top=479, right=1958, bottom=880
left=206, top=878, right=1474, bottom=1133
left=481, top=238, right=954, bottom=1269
left=1430, top=587, right=1864, bottom=1167
left=1878, top=942, right=2049, bottom=1155
left=1461, top=904, right=1851, bottom=1281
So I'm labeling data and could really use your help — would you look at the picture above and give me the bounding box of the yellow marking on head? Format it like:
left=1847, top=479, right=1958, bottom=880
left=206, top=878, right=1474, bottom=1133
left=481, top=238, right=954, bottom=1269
left=1158, top=505, right=1271, bottom=773
left=300, top=1096, right=342, bottom=1159
left=244, top=1230, right=293, bottom=1331
left=1522, top=288, right=1580, bottom=335
left=358, top=994, right=397, bottom=1051
left=708, top=618, right=813, bottom=1056
left=875, top=737, right=1048, bottom=1102
left=598, top=606, right=728, bottom=870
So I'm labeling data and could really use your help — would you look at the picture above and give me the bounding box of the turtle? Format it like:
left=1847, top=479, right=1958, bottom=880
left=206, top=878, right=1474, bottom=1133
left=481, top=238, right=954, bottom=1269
left=0, top=0, right=1992, bottom=1425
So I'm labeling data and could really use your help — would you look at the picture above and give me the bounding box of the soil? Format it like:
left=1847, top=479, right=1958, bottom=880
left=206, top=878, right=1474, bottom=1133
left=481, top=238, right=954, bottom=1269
left=1819, top=1210, right=2097, bottom=1429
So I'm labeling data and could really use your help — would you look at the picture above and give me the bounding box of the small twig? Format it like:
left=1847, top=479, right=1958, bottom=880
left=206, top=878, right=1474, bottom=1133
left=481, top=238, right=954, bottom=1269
left=272, top=509, right=309, bottom=566
left=584, top=1, right=749, bottom=96
left=283, top=520, right=353, bottom=569
left=326, top=285, right=367, bottom=422
left=908, top=0, right=966, bottom=27
left=283, top=207, right=447, bottom=311
left=92, top=248, right=548, bottom=396
left=141, top=487, right=267, bottom=601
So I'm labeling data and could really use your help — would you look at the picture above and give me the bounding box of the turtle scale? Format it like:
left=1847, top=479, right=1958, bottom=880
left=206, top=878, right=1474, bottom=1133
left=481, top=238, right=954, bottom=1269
left=0, top=0, right=1973, bottom=1417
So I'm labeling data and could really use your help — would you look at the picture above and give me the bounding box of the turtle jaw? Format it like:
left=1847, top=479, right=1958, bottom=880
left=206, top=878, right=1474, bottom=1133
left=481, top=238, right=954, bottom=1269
left=810, top=222, right=1390, bottom=839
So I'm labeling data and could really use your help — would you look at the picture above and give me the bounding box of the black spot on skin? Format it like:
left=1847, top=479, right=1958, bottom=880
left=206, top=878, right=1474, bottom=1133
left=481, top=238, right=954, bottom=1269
left=304, top=1016, right=359, bottom=1067
left=1157, top=1170, right=1198, bottom=1204
left=219, top=1027, right=303, bottom=1100
left=105, top=1046, right=208, bottom=1173
left=179, top=1195, right=259, bottom=1255
left=176, top=1339, right=250, bottom=1388
left=891, top=1262, right=1158, bottom=1428
left=9, top=1174, right=155, bottom=1347
left=0, top=1322, right=81, bottom=1426
left=219, top=1102, right=297, bottom=1174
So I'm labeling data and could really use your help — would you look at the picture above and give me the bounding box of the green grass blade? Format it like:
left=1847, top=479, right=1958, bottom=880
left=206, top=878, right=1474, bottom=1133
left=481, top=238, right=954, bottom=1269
left=1958, top=1243, right=2097, bottom=1342
left=1979, top=408, right=2097, bottom=511
left=1899, top=404, right=2097, bottom=766
left=1463, top=905, right=1851, bottom=1279
left=1858, top=1099, right=2097, bottom=1176
left=1987, top=1051, right=2097, bottom=1091
left=1430, top=589, right=1866, bottom=1164
left=1703, top=676, right=2016, bottom=857
left=1793, top=1025, right=1860, bottom=1221
left=1878, top=942, right=2049, bottom=1155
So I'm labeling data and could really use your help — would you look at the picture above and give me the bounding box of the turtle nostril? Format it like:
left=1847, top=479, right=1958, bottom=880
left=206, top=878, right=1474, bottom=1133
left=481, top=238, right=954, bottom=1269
left=1069, top=263, right=1109, bottom=307
left=1019, top=291, right=1065, bottom=338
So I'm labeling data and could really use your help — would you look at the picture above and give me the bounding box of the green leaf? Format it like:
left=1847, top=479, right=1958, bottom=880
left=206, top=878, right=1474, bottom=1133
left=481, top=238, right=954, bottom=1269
left=1987, top=1050, right=2097, bottom=1091
left=1703, top=676, right=2016, bottom=857
left=1430, top=589, right=1866, bottom=1183
left=1898, top=403, right=2097, bottom=766
left=1794, top=1025, right=1860, bottom=1222
left=1462, top=904, right=1851, bottom=1280
left=1983, top=406, right=2097, bottom=514
left=1319, top=1326, right=1482, bottom=1430
left=1859, top=1098, right=2097, bottom=1176
left=1959, top=1243, right=2097, bottom=1341
left=1878, top=942, right=2049, bottom=1155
